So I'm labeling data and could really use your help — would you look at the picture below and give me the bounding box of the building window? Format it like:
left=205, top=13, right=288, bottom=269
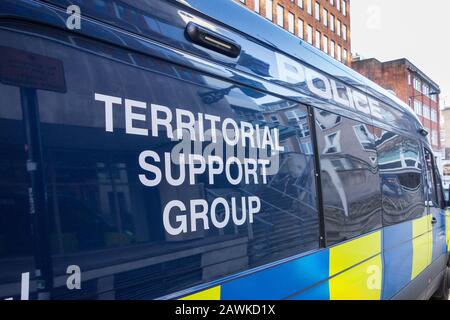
left=323, top=8, right=328, bottom=27
left=431, top=109, right=438, bottom=122
left=431, top=92, right=438, bottom=102
left=342, top=25, right=347, bottom=41
left=414, top=100, right=422, bottom=115
left=315, top=30, right=321, bottom=49
left=337, top=0, right=341, bottom=11
left=266, top=0, right=273, bottom=21
left=330, top=14, right=335, bottom=32
left=414, top=78, right=422, bottom=92
left=330, top=0, right=334, bottom=6
left=307, top=25, right=313, bottom=44
left=277, top=5, right=284, bottom=27
left=288, top=12, right=295, bottom=33
left=254, top=0, right=260, bottom=13
left=343, top=0, right=347, bottom=16
left=432, top=131, right=438, bottom=146
left=337, top=20, right=341, bottom=37
left=423, top=84, right=430, bottom=96
left=423, top=104, right=431, bottom=119
left=323, top=36, right=329, bottom=54
left=315, top=2, right=320, bottom=21
left=330, top=40, right=335, bottom=58
left=337, top=45, right=342, bottom=61
left=343, top=49, right=348, bottom=63
left=298, top=18, right=304, bottom=39
left=307, top=0, right=312, bottom=15
left=298, top=0, right=303, bottom=9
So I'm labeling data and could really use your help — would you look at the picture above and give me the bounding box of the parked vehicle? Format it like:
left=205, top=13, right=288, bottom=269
left=0, top=0, right=448, bottom=300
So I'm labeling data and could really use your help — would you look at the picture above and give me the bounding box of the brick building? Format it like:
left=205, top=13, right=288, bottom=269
left=235, top=0, right=351, bottom=65
left=352, top=58, right=441, bottom=151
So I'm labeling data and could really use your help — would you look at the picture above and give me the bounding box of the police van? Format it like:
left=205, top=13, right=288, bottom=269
left=0, top=0, right=449, bottom=300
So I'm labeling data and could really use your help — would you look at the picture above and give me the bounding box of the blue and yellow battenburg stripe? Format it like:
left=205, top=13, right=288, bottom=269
left=180, top=214, right=446, bottom=300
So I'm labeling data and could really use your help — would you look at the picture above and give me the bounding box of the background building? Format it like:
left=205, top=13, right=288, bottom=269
left=441, top=106, right=450, bottom=189
left=352, top=58, right=441, bottom=151
left=235, top=0, right=351, bottom=65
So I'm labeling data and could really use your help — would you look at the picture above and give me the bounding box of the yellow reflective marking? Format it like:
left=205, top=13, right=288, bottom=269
left=446, top=210, right=450, bottom=249
left=329, top=231, right=381, bottom=276
left=411, top=215, right=432, bottom=280
left=180, top=286, right=221, bottom=300
left=329, top=255, right=382, bottom=300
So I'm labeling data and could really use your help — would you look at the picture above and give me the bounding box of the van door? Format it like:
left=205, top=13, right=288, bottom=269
left=423, top=148, right=447, bottom=296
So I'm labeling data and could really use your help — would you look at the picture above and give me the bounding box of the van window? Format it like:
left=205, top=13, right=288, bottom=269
left=377, top=132, right=425, bottom=225
left=0, top=25, right=320, bottom=299
left=433, top=157, right=445, bottom=209
left=424, top=149, right=443, bottom=208
left=0, top=78, right=36, bottom=299
left=314, top=110, right=382, bottom=245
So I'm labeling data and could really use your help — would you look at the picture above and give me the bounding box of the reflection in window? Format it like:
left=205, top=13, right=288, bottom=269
left=315, top=110, right=382, bottom=245
left=323, top=131, right=341, bottom=154
left=353, top=124, right=376, bottom=152
left=376, top=132, right=425, bottom=225
left=424, top=149, right=438, bottom=207
left=0, top=23, right=323, bottom=299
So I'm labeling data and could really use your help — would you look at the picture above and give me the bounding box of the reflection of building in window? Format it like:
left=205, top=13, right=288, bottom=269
left=285, top=109, right=310, bottom=137
left=300, top=142, right=313, bottom=155
left=378, top=139, right=421, bottom=173
left=353, top=124, right=375, bottom=152
left=331, top=158, right=353, bottom=171
left=316, top=110, right=341, bottom=130
left=270, top=115, right=280, bottom=125
left=259, top=99, right=312, bottom=156
left=323, top=131, right=341, bottom=154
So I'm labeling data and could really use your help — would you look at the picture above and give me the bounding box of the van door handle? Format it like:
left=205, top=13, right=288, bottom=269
left=431, top=217, right=438, bottom=225
left=185, top=22, right=241, bottom=58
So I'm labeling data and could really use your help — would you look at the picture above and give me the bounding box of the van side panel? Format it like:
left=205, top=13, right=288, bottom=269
left=382, top=222, right=413, bottom=299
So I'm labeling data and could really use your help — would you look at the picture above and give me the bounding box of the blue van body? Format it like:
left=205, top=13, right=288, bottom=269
left=0, top=0, right=448, bottom=300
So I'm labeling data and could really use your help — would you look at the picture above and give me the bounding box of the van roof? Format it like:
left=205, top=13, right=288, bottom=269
left=180, top=0, right=423, bottom=128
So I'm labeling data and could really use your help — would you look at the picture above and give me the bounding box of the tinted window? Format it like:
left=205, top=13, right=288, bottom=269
left=376, top=132, right=425, bottom=225
left=0, top=25, right=320, bottom=299
left=433, top=157, right=445, bottom=209
left=424, top=148, right=439, bottom=207
left=0, top=82, right=36, bottom=299
left=314, top=110, right=382, bottom=245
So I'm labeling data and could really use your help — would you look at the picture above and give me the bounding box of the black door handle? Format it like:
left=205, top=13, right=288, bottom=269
left=431, top=217, right=437, bottom=225
left=185, top=22, right=241, bottom=58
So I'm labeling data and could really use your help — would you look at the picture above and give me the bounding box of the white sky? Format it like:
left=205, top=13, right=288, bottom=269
left=351, top=0, right=450, bottom=106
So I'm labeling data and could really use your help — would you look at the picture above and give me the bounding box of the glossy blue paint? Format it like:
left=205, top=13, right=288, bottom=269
left=432, top=210, right=447, bottom=262
left=220, top=249, right=329, bottom=300
left=382, top=221, right=413, bottom=300
left=290, top=281, right=329, bottom=300
left=0, top=0, right=447, bottom=301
